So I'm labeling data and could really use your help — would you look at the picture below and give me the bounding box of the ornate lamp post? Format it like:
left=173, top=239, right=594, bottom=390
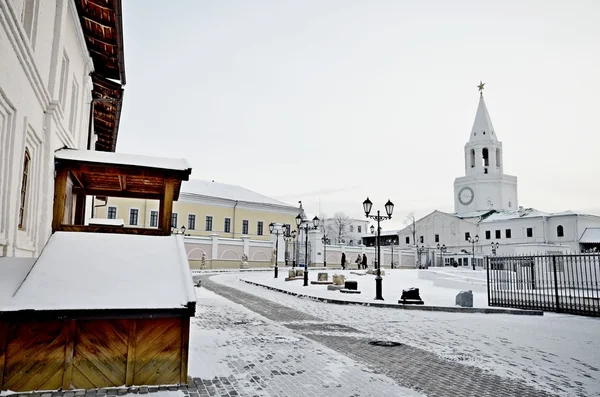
left=296, top=213, right=320, bottom=287
left=491, top=242, right=499, bottom=256
left=321, top=235, right=330, bottom=267
left=171, top=225, right=187, bottom=235
left=269, top=223, right=283, bottom=278
left=284, top=229, right=296, bottom=267
left=362, top=197, right=394, bottom=301
left=437, top=243, right=447, bottom=267
left=387, top=238, right=397, bottom=269
left=468, top=234, right=479, bottom=270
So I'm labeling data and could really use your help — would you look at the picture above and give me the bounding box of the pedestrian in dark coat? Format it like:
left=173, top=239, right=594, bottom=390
left=362, top=254, right=368, bottom=269
left=341, top=252, right=346, bottom=270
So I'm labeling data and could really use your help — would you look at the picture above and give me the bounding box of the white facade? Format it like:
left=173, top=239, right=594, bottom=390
left=321, top=217, right=369, bottom=246
left=454, top=93, right=518, bottom=214
left=1, top=0, right=95, bottom=257
left=389, top=88, right=600, bottom=261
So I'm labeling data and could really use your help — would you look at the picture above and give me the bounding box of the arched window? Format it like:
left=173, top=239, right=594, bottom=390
left=18, top=149, right=31, bottom=230
left=557, top=225, right=564, bottom=238
left=482, top=148, right=489, bottom=167
left=496, top=148, right=501, bottom=167
left=470, top=149, right=475, bottom=168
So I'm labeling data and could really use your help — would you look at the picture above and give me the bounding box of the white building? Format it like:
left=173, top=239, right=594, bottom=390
left=0, top=0, right=126, bottom=257
left=389, top=85, right=600, bottom=263
left=320, top=216, right=369, bottom=246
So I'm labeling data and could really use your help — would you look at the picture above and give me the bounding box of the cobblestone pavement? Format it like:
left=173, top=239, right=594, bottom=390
left=198, top=276, right=558, bottom=397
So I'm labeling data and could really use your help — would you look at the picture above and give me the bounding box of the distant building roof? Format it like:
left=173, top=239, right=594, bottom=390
left=0, top=232, right=196, bottom=312
left=181, top=179, right=297, bottom=209
left=580, top=228, right=600, bottom=244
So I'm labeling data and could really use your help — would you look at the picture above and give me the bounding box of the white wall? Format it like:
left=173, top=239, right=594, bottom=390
left=0, top=0, right=93, bottom=257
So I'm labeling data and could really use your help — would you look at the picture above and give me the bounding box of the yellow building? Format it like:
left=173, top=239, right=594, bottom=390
left=94, top=179, right=300, bottom=240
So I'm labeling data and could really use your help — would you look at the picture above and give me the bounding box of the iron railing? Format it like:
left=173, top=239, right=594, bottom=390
left=487, top=254, right=600, bottom=317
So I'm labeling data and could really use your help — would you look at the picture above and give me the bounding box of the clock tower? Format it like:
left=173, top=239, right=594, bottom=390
left=454, top=82, right=518, bottom=214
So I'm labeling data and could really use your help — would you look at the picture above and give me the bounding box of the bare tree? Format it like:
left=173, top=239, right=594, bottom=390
left=325, top=212, right=353, bottom=244
left=404, top=212, right=418, bottom=246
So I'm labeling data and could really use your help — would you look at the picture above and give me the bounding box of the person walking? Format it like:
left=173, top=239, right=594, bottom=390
left=341, top=252, right=346, bottom=270
left=355, top=254, right=362, bottom=269
left=362, top=253, right=368, bottom=269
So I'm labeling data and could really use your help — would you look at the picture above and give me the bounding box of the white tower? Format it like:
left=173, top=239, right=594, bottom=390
left=454, top=82, right=518, bottom=214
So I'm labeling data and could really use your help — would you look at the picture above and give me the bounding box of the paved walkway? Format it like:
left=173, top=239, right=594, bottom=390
left=196, top=276, right=556, bottom=397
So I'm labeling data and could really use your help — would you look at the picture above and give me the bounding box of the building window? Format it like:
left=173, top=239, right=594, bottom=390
left=358, top=225, right=362, bottom=233
left=205, top=216, right=213, bottom=231
left=485, top=230, right=491, bottom=240
left=527, top=228, right=533, bottom=238
left=107, top=206, right=117, bottom=219
left=405, top=236, right=410, bottom=244
left=505, top=229, right=512, bottom=238
left=242, top=220, right=249, bottom=235
left=171, top=213, right=178, bottom=228
left=149, top=210, right=158, bottom=227
left=470, top=149, right=475, bottom=168
left=257, top=221, right=263, bottom=236
left=482, top=147, right=489, bottom=167
left=465, top=232, right=470, bottom=241
left=434, top=234, right=439, bottom=243
left=224, top=218, right=231, bottom=233
left=129, top=209, right=139, bottom=226
left=419, top=236, right=424, bottom=244
left=557, top=225, right=564, bottom=237
left=496, top=148, right=501, bottom=167
left=188, top=214, right=196, bottom=230
left=21, top=0, right=37, bottom=45
left=495, top=230, right=501, bottom=239
left=18, top=149, right=31, bottom=229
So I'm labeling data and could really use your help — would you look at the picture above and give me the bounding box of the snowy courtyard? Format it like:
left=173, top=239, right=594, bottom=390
left=187, top=269, right=600, bottom=397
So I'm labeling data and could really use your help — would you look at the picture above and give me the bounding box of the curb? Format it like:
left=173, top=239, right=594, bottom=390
left=240, top=279, right=544, bottom=316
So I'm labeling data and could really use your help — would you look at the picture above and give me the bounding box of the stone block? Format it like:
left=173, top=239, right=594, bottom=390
left=332, top=274, right=345, bottom=285
left=327, top=285, right=344, bottom=291
left=366, top=268, right=385, bottom=276
left=398, top=287, right=424, bottom=304
left=289, top=269, right=296, bottom=278
left=344, top=280, right=358, bottom=290
left=455, top=290, right=473, bottom=307
left=295, top=269, right=304, bottom=277
left=317, top=272, right=328, bottom=281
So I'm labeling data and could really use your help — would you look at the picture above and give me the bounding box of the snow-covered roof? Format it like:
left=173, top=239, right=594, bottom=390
left=0, top=258, right=35, bottom=306
left=55, top=148, right=192, bottom=172
left=580, top=228, right=600, bottom=244
left=455, top=210, right=494, bottom=219
left=181, top=179, right=297, bottom=209
left=469, top=95, right=498, bottom=143
left=479, top=208, right=550, bottom=223
left=88, top=218, right=125, bottom=226
left=0, top=232, right=196, bottom=312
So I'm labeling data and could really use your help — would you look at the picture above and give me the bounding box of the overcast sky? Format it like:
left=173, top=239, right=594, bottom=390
left=118, top=0, right=600, bottom=230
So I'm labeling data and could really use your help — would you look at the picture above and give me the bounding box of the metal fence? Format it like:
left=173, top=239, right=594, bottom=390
left=487, top=254, right=600, bottom=317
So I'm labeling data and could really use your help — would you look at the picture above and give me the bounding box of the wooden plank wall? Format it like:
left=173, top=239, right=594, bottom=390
left=0, top=317, right=190, bottom=392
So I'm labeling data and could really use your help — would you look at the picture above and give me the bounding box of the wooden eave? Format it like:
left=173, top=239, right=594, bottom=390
left=55, top=158, right=191, bottom=201
left=91, top=73, right=123, bottom=152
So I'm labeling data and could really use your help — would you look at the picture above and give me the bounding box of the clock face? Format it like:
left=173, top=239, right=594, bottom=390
left=458, top=186, right=475, bottom=206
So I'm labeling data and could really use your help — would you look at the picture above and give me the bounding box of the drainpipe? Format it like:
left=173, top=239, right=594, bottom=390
left=232, top=200, right=238, bottom=238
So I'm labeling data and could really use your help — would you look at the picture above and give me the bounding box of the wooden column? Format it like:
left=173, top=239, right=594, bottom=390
left=160, top=178, right=175, bottom=236
left=0, top=322, right=8, bottom=390
left=125, top=320, right=137, bottom=385
left=62, top=320, right=76, bottom=390
left=52, top=168, right=69, bottom=232
left=74, top=194, right=86, bottom=225
left=179, top=317, right=190, bottom=384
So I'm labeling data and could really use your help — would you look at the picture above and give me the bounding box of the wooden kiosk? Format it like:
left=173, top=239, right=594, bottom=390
left=0, top=149, right=195, bottom=391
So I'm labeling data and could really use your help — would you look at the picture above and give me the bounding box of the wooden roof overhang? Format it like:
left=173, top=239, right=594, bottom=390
left=55, top=157, right=191, bottom=200
left=75, top=0, right=126, bottom=152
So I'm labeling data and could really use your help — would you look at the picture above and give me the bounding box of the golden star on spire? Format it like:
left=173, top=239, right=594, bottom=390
left=477, top=81, right=485, bottom=96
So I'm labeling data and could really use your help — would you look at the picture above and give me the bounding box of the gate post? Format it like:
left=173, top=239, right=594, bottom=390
left=486, top=256, right=491, bottom=307
left=552, top=255, right=561, bottom=313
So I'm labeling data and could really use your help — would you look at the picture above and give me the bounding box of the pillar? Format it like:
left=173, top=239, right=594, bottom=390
left=242, top=235, right=250, bottom=258
left=210, top=233, right=219, bottom=260
left=309, top=229, right=324, bottom=266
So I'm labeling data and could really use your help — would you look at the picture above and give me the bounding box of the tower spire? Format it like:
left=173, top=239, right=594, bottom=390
left=469, top=82, right=497, bottom=143
left=477, top=81, right=485, bottom=97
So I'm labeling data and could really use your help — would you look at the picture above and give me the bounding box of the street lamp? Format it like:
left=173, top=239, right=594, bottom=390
left=296, top=213, right=320, bottom=286
left=362, top=197, right=394, bottom=301
left=284, top=229, right=297, bottom=267
left=171, top=225, right=187, bottom=235
left=387, top=238, right=397, bottom=269
left=491, top=242, right=499, bottom=256
left=437, top=243, right=447, bottom=267
left=321, top=234, right=330, bottom=267
left=269, top=223, right=283, bottom=279
left=468, top=234, right=479, bottom=270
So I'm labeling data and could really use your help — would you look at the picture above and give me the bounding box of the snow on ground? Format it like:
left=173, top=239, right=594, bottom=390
left=209, top=272, right=600, bottom=397
left=240, top=268, right=491, bottom=308
left=189, top=286, right=424, bottom=397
